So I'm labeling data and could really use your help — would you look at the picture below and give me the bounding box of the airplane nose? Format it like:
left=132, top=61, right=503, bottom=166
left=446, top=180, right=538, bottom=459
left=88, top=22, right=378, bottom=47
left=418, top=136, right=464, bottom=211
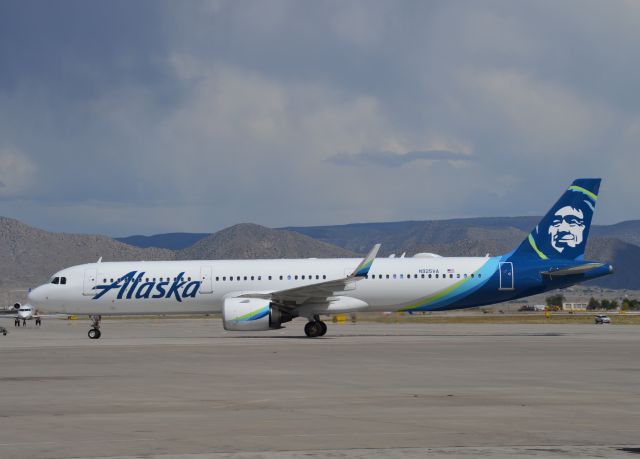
left=27, top=286, right=46, bottom=307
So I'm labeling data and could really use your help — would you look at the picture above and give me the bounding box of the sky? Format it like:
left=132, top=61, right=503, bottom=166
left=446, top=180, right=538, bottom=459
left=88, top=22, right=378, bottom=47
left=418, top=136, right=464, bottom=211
left=0, top=0, right=639, bottom=236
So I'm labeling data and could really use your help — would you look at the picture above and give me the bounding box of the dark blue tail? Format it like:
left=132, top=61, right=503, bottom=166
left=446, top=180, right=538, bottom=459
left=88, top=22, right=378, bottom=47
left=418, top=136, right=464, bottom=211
left=511, top=178, right=601, bottom=261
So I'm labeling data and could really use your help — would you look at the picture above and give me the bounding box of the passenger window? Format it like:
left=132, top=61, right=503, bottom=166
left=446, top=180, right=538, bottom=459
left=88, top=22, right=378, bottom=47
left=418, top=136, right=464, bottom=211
left=393, top=274, right=397, bottom=279
left=103, top=278, right=107, bottom=283
left=302, top=275, right=305, bottom=280
left=323, top=275, right=327, bottom=279
left=450, top=274, right=453, bottom=278
left=295, top=275, right=298, bottom=280
left=471, top=274, right=474, bottom=278
left=280, top=276, right=283, bottom=280
left=457, top=274, right=460, bottom=279
left=288, top=275, right=292, bottom=280
left=258, top=276, right=261, bottom=280
left=268, top=276, right=271, bottom=280
left=111, top=278, right=114, bottom=283
left=478, top=274, right=482, bottom=278
left=435, top=274, right=439, bottom=279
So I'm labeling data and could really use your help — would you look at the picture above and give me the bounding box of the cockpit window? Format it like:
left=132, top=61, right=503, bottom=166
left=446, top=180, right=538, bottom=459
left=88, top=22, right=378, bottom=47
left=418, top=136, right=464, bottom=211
left=60, top=277, right=67, bottom=285
left=51, top=277, right=60, bottom=284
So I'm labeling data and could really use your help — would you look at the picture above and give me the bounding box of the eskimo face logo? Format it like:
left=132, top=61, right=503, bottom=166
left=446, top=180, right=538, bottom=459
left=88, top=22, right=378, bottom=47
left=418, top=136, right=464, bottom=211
left=548, top=206, right=586, bottom=253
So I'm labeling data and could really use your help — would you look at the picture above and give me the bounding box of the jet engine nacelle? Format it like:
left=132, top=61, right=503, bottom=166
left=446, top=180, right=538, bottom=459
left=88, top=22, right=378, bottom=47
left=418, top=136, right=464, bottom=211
left=13, top=303, right=20, bottom=310
left=222, top=298, right=295, bottom=331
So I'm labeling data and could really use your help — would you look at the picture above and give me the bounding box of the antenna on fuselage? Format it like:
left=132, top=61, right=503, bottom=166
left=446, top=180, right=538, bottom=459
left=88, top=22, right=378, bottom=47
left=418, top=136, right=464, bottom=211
left=97, top=257, right=102, bottom=263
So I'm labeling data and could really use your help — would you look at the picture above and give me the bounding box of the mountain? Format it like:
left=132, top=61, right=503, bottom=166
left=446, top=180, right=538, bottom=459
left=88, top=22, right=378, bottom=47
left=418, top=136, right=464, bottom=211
left=116, top=217, right=640, bottom=254
left=0, top=217, right=175, bottom=289
left=284, top=219, right=640, bottom=290
left=584, top=237, right=640, bottom=290
left=284, top=217, right=538, bottom=256
left=177, top=223, right=357, bottom=260
left=3, top=214, right=639, bottom=292
left=116, top=232, right=210, bottom=250
left=591, top=220, right=640, bottom=247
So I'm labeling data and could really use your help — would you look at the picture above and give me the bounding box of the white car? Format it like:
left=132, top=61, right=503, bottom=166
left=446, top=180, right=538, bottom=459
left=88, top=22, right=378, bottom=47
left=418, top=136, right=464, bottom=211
left=594, top=315, right=611, bottom=324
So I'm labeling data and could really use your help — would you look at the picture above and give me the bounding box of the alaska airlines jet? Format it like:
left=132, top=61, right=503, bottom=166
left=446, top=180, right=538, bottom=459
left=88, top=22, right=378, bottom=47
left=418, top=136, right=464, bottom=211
left=27, top=179, right=613, bottom=339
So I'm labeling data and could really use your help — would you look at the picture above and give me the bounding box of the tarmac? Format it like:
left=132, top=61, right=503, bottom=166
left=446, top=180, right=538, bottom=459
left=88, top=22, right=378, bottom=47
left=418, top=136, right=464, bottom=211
left=1, top=318, right=639, bottom=459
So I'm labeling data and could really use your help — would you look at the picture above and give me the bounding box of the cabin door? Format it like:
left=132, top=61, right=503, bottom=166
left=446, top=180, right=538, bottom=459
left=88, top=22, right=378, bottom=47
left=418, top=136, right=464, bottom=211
left=83, top=269, right=97, bottom=296
left=499, top=262, right=514, bottom=291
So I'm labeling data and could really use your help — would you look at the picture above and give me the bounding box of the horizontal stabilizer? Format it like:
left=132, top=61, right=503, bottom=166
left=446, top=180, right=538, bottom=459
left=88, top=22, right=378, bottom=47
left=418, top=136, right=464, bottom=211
left=541, top=262, right=606, bottom=277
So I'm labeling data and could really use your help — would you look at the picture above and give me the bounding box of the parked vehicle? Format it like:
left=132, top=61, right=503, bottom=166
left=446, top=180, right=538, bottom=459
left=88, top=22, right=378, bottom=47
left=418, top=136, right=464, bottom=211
left=595, top=314, right=611, bottom=324
left=0, top=326, right=7, bottom=336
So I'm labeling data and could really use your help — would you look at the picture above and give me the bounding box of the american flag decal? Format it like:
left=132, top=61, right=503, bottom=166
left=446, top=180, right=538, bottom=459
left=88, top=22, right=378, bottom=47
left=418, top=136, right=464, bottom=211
left=447, top=268, right=455, bottom=273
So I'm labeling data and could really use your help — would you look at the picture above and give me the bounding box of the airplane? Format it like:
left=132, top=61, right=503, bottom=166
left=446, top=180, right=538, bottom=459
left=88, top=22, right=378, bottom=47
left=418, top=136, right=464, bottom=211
left=0, top=303, right=49, bottom=327
left=27, top=178, right=613, bottom=339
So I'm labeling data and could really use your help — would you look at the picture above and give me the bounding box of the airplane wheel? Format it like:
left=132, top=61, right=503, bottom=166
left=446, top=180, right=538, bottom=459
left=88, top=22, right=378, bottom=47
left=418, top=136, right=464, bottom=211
left=318, top=321, right=327, bottom=336
left=304, top=321, right=323, bottom=338
left=88, top=328, right=101, bottom=339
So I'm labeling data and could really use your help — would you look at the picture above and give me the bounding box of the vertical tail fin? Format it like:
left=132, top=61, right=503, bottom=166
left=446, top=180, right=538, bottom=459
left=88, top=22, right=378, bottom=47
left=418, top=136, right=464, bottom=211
left=511, top=178, right=601, bottom=261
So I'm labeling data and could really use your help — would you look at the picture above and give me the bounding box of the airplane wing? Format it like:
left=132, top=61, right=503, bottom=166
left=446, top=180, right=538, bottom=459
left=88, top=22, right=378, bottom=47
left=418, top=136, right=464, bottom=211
left=541, top=262, right=607, bottom=277
left=236, top=244, right=381, bottom=310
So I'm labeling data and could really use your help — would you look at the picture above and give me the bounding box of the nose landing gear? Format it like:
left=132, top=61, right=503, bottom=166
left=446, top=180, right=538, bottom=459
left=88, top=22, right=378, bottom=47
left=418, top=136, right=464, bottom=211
left=88, top=315, right=102, bottom=339
left=304, top=316, right=328, bottom=338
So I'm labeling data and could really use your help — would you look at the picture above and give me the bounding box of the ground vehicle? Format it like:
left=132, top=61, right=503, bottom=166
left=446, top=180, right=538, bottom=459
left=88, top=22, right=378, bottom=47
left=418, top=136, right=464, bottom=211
left=0, top=326, right=7, bottom=336
left=595, top=314, right=611, bottom=324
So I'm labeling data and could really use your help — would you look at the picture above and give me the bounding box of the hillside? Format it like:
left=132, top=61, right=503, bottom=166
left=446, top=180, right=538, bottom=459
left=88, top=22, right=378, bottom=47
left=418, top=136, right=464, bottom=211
left=177, top=223, right=357, bottom=260
left=116, top=232, right=210, bottom=250
left=284, top=219, right=640, bottom=290
left=0, top=217, right=175, bottom=288
left=2, top=215, right=639, bottom=291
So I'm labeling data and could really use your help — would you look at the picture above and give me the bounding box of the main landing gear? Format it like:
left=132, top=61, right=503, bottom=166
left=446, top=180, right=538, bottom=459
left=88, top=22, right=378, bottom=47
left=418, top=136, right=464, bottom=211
left=88, top=315, right=102, bottom=339
left=304, top=316, right=328, bottom=338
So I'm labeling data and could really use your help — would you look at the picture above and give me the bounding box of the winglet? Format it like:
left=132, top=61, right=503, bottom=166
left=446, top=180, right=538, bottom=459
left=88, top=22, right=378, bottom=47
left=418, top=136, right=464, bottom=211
left=352, top=243, right=381, bottom=278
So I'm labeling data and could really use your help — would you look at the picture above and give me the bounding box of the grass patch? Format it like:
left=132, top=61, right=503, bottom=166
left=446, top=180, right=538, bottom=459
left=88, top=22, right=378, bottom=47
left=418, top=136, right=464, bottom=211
left=356, top=313, right=640, bottom=325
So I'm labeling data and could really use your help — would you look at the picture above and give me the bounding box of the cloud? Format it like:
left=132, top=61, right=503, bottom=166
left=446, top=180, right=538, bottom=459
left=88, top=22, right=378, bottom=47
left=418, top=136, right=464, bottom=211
left=0, top=1, right=639, bottom=234
left=0, top=147, right=35, bottom=198
left=327, top=150, right=474, bottom=167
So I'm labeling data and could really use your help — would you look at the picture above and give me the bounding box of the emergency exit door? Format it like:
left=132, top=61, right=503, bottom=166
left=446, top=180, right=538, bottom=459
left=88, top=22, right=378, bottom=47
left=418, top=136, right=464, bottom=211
left=200, top=266, right=213, bottom=294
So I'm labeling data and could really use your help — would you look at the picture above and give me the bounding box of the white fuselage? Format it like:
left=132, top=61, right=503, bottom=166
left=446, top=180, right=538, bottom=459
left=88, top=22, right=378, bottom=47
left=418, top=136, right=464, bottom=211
left=27, top=257, right=495, bottom=316
left=18, top=307, right=33, bottom=320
